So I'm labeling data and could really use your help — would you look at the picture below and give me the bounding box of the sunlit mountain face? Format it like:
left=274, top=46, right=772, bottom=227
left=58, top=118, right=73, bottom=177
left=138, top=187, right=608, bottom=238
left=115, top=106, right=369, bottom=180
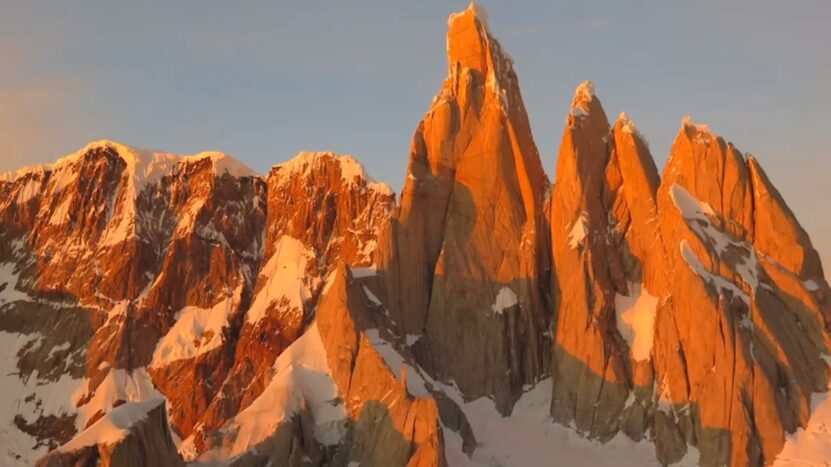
left=1, top=4, right=830, bottom=467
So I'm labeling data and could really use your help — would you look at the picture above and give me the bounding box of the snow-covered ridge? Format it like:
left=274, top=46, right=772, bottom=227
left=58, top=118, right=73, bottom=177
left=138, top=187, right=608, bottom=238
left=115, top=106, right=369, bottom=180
left=220, top=323, right=347, bottom=458
left=57, top=398, right=165, bottom=453
left=0, top=139, right=256, bottom=185
left=270, top=151, right=393, bottom=196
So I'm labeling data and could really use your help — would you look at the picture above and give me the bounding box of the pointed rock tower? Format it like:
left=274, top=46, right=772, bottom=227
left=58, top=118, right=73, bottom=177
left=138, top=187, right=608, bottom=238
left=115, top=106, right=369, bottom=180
left=549, top=84, right=664, bottom=441
left=379, top=4, right=550, bottom=413
left=649, top=118, right=831, bottom=466
left=548, top=88, right=831, bottom=464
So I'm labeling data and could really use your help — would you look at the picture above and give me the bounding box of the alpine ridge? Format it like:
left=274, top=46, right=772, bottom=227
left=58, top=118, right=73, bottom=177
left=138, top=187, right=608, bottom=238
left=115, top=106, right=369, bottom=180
left=0, top=4, right=829, bottom=467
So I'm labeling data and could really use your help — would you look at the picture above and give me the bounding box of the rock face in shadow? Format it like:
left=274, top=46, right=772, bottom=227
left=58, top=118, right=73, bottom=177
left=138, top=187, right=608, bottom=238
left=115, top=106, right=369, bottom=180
left=378, top=3, right=551, bottom=414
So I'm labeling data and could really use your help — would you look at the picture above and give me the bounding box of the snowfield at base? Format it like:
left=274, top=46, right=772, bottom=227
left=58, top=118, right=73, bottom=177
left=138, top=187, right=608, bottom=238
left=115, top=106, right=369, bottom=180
left=614, top=282, right=659, bottom=362
left=439, top=378, right=688, bottom=467
left=491, top=286, right=518, bottom=314
left=151, top=287, right=241, bottom=368
left=72, top=367, right=162, bottom=429
left=0, top=331, right=85, bottom=466
left=226, top=323, right=346, bottom=457
left=246, top=236, right=314, bottom=325
left=773, top=356, right=831, bottom=465
left=58, top=398, right=164, bottom=453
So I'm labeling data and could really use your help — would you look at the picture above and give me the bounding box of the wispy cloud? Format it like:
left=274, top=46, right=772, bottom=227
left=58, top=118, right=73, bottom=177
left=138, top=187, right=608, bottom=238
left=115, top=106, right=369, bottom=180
left=581, top=17, right=610, bottom=31
left=501, top=24, right=544, bottom=38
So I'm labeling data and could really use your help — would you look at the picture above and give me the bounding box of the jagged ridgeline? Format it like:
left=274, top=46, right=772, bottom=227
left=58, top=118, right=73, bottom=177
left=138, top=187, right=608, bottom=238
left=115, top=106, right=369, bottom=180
left=0, top=4, right=828, bottom=467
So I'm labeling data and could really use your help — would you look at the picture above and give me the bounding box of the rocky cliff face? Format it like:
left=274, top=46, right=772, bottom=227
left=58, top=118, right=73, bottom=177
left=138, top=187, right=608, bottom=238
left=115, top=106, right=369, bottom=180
left=378, top=4, right=551, bottom=415
left=0, top=4, right=829, bottom=467
left=549, top=87, right=663, bottom=444
left=548, top=88, right=831, bottom=466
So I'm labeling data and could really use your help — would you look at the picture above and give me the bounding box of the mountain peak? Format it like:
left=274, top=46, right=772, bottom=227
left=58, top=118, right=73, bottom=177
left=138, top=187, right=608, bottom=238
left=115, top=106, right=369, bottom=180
left=271, top=151, right=392, bottom=196
left=568, top=80, right=599, bottom=123
left=678, top=114, right=716, bottom=144
left=1, top=139, right=255, bottom=186
left=447, top=2, right=489, bottom=30
left=445, top=3, right=510, bottom=79
left=615, top=111, right=649, bottom=148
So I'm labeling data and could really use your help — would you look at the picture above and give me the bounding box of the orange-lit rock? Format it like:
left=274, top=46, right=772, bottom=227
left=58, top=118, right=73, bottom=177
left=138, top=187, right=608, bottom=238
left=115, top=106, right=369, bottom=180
left=1, top=5, right=830, bottom=467
left=379, top=3, right=550, bottom=414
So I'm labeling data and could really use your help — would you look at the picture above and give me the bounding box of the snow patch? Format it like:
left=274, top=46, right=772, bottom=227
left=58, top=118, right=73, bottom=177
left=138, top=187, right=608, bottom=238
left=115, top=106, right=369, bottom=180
left=568, top=212, right=589, bottom=249
left=671, top=184, right=760, bottom=292
left=13, top=177, right=41, bottom=204
left=569, top=80, right=595, bottom=119
left=437, top=378, right=663, bottom=466
left=73, top=367, right=162, bottom=429
left=151, top=287, right=241, bottom=368
left=669, top=183, right=716, bottom=220
left=228, top=323, right=347, bottom=456
left=246, top=236, right=314, bottom=325
left=492, top=286, right=518, bottom=314
left=679, top=240, right=749, bottom=304
left=57, top=398, right=164, bottom=453
left=48, top=197, right=72, bottom=225
left=0, top=262, right=31, bottom=304
left=614, top=283, right=659, bottom=362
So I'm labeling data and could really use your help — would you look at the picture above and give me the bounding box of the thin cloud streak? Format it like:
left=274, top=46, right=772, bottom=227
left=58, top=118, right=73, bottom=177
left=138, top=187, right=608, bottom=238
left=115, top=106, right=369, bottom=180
left=580, top=17, right=610, bottom=31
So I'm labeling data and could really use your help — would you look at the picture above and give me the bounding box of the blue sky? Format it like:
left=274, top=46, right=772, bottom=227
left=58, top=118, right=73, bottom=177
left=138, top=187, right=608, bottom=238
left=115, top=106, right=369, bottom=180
left=2, top=1, right=830, bottom=268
